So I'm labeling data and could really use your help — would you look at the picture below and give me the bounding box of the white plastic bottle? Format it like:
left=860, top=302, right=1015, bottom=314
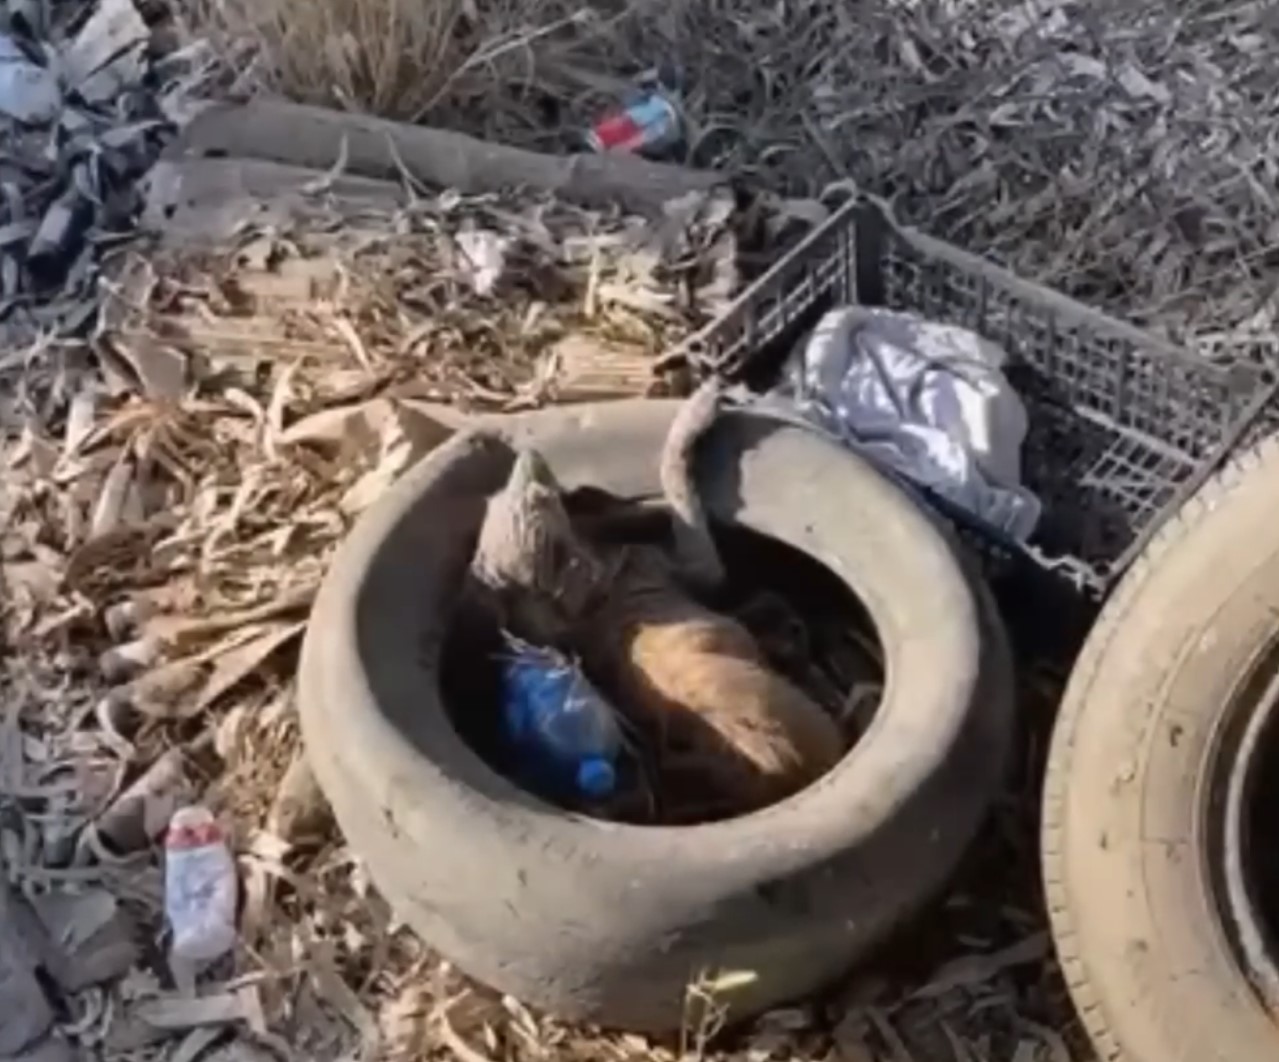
left=164, top=806, right=238, bottom=965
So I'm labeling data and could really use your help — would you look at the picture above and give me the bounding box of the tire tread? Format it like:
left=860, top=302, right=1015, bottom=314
left=1041, top=435, right=1279, bottom=1062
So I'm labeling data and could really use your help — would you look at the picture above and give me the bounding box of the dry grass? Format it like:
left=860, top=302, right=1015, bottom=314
left=185, top=0, right=592, bottom=121
left=191, top=0, right=1279, bottom=347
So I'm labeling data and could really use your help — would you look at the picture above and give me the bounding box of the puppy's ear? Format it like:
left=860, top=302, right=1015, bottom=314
left=661, top=378, right=726, bottom=591
left=508, top=448, right=561, bottom=494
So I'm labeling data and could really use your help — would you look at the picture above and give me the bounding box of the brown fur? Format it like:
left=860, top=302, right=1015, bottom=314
left=583, top=546, right=844, bottom=818
left=470, top=396, right=844, bottom=819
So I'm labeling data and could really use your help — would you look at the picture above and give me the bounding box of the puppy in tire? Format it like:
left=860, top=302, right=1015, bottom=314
left=299, top=400, right=1014, bottom=1030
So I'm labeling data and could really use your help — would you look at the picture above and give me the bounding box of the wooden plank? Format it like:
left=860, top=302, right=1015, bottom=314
left=547, top=334, right=661, bottom=402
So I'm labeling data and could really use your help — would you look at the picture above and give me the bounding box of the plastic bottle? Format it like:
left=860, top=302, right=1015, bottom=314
left=164, top=806, right=238, bottom=965
left=500, top=639, right=623, bottom=801
left=583, top=65, right=686, bottom=160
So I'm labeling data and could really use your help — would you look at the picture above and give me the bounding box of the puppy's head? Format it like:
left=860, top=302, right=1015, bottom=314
left=472, top=448, right=606, bottom=644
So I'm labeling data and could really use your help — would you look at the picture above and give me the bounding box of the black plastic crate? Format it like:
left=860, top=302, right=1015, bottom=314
left=671, top=198, right=1279, bottom=595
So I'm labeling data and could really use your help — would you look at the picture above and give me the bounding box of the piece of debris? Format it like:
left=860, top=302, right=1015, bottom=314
left=0, top=36, right=59, bottom=123
left=0, top=881, right=57, bottom=1055
left=62, top=0, right=150, bottom=103
left=585, top=68, right=685, bottom=161
left=265, top=751, right=331, bottom=845
left=30, top=887, right=139, bottom=993
left=763, top=306, right=1042, bottom=540
left=543, top=334, right=665, bottom=403
left=133, top=987, right=263, bottom=1031
left=455, top=225, right=512, bottom=296
left=91, top=748, right=193, bottom=855
left=105, top=985, right=267, bottom=1052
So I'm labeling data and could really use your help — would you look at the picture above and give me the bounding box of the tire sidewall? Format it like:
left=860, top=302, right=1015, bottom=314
left=1046, top=454, right=1279, bottom=1062
left=301, top=401, right=1011, bottom=1029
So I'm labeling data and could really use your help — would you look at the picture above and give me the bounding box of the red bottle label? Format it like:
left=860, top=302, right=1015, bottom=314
left=592, top=111, right=646, bottom=152
left=588, top=93, right=680, bottom=155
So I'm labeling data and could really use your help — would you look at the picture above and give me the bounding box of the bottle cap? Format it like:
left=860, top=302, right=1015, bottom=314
left=166, top=806, right=225, bottom=850
left=576, top=757, right=616, bottom=799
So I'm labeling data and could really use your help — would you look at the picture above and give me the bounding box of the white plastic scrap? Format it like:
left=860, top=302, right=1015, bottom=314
left=456, top=225, right=512, bottom=296
left=0, top=36, right=59, bottom=123
left=774, top=306, right=1042, bottom=540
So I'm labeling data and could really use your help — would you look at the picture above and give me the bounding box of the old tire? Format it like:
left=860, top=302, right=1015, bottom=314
left=1044, top=438, right=1279, bottom=1062
left=298, top=399, right=1014, bottom=1031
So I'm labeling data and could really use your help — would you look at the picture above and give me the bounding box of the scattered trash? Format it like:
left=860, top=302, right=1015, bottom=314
left=454, top=225, right=512, bottom=297
left=0, top=175, right=734, bottom=1058
left=499, top=636, right=624, bottom=802
left=164, top=806, right=238, bottom=968
left=585, top=69, right=684, bottom=160
left=0, top=64, right=1070, bottom=1055
left=770, top=306, right=1042, bottom=540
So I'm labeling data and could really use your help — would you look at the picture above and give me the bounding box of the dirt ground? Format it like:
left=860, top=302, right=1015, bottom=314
left=5, top=0, right=1277, bottom=1059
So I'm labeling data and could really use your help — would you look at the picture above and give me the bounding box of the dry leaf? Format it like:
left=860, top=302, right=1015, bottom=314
left=143, top=585, right=316, bottom=652
left=129, top=658, right=208, bottom=716
left=110, top=334, right=189, bottom=400
left=133, top=987, right=263, bottom=1030
left=30, top=888, right=139, bottom=992
left=189, top=622, right=306, bottom=715
left=266, top=751, right=331, bottom=844
left=91, top=748, right=192, bottom=854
